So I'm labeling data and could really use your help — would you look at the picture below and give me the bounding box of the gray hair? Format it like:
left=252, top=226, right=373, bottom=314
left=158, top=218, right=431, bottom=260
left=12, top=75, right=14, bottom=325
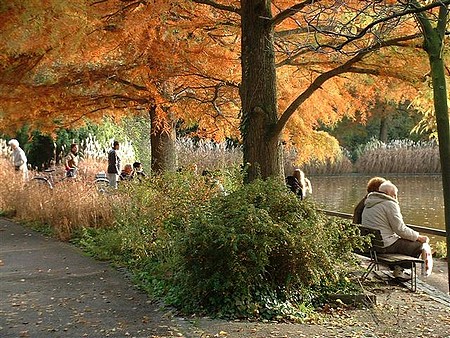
left=378, top=181, right=398, bottom=197
left=8, top=139, right=19, bottom=147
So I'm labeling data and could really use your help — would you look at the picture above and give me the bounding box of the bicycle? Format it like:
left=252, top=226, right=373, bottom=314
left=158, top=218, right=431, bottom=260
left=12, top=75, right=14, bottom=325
left=94, top=172, right=110, bottom=193
left=31, top=168, right=69, bottom=189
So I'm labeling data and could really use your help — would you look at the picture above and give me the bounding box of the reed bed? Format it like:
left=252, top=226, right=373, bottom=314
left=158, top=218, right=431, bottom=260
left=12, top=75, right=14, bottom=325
left=18, top=179, right=115, bottom=240
left=0, top=157, right=116, bottom=241
left=284, top=147, right=354, bottom=176
left=176, top=138, right=242, bottom=173
left=355, top=139, right=440, bottom=174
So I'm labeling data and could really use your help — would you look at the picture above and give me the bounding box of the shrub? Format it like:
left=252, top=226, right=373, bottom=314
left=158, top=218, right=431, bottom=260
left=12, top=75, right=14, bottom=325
left=434, top=240, right=447, bottom=259
left=152, top=179, right=365, bottom=320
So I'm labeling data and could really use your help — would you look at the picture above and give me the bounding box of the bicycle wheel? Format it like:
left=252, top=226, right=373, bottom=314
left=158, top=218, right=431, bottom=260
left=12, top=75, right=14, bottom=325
left=31, top=176, right=53, bottom=189
left=95, top=178, right=110, bottom=193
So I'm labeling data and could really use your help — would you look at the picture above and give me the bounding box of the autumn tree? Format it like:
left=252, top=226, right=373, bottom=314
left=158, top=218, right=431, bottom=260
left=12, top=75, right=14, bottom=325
left=0, top=1, right=242, bottom=172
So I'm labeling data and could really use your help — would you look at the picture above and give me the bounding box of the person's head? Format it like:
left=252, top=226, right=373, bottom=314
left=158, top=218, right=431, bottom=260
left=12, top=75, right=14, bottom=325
left=8, top=139, right=19, bottom=150
left=123, top=164, right=133, bottom=174
left=113, top=141, right=119, bottom=150
left=366, top=177, right=386, bottom=193
left=293, top=169, right=305, bottom=181
left=133, top=162, right=142, bottom=170
left=70, top=143, right=78, bottom=154
left=378, top=181, right=398, bottom=199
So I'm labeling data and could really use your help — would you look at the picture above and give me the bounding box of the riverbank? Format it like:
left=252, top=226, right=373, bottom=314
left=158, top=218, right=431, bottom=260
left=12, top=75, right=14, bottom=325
left=1, top=217, right=449, bottom=338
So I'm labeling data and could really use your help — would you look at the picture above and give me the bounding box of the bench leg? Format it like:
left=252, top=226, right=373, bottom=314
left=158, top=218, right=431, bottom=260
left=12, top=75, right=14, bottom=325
left=406, top=262, right=418, bottom=292
left=361, top=261, right=377, bottom=281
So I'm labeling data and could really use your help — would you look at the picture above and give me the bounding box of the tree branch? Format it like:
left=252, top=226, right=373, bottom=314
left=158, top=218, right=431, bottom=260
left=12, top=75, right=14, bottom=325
left=192, top=0, right=241, bottom=15
left=271, top=0, right=322, bottom=27
left=272, top=33, right=423, bottom=137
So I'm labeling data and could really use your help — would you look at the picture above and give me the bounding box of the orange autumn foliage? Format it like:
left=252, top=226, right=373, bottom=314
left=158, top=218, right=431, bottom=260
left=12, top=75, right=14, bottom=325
left=0, top=0, right=438, bottom=164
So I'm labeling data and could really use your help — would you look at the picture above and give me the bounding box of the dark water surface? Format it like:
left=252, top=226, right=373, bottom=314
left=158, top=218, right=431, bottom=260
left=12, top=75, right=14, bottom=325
left=309, top=174, right=445, bottom=232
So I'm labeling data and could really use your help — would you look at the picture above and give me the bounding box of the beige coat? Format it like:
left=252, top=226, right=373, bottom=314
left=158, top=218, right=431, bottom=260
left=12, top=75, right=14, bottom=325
left=361, top=192, right=418, bottom=247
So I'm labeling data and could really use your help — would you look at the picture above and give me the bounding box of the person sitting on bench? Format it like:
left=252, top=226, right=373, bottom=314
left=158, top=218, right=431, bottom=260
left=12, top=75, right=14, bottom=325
left=361, top=180, right=433, bottom=277
left=353, top=176, right=386, bottom=224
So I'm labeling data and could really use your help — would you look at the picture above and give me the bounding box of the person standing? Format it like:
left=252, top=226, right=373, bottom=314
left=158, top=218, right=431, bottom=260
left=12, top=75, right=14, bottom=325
left=64, top=143, right=79, bottom=178
left=8, top=139, right=28, bottom=181
left=107, top=141, right=121, bottom=188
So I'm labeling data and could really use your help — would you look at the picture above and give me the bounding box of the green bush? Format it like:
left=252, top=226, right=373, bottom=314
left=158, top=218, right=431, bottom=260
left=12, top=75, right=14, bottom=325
left=434, top=240, right=447, bottom=259
left=75, top=174, right=366, bottom=321
left=155, top=179, right=365, bottom=320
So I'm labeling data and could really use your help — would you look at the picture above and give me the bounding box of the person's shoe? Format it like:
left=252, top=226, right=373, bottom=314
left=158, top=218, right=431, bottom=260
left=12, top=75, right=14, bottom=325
left=393, top=265, right=412, bottom=281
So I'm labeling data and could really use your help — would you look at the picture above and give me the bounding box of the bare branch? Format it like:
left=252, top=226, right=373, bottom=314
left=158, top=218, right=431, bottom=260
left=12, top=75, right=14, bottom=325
left=272, top=0, right=322, bottom=27
left=192, top=0, right=241, bottom=15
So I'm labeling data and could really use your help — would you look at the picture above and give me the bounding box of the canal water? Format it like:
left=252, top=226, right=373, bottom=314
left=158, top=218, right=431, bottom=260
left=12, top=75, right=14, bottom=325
left=309, top=174, right=445, bottom=233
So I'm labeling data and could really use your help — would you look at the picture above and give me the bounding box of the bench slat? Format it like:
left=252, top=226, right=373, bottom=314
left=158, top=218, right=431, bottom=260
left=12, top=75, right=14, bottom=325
left=377, top=254, right=424, bottom=264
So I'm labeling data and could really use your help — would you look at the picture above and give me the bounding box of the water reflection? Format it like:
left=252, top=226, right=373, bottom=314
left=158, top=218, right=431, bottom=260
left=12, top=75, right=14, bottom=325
left=309, top=174, right=445, bottom=231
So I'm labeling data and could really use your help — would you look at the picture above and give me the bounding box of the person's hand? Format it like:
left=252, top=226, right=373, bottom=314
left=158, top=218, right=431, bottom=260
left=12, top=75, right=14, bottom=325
left=417, top=235, right=429, bottom=243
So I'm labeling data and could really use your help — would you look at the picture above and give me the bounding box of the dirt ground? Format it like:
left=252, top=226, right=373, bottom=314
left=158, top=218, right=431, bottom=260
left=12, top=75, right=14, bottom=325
left=187, top=260, right=450, bottom=338
left=188, top=286, right=450, bottom=338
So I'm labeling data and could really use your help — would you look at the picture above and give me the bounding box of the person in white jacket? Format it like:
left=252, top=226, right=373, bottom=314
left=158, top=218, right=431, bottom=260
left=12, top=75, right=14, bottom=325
left=8, top=139, right=28, bottom=181
left=361, top=180, right=432, bottom=277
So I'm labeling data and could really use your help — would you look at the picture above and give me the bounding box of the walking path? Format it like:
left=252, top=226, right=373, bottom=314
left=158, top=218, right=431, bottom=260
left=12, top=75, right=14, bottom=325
left=1, top=217, right=450, bottom=338
left=0, top=218, right=193, bottom=338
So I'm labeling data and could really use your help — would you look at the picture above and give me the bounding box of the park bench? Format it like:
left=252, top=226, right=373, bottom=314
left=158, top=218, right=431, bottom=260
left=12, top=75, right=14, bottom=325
left=357, top=224, right=424, bottom=292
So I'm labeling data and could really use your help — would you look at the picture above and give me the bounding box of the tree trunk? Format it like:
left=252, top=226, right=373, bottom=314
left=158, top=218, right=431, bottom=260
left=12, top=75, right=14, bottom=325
left=379, top=116, right=390, bottom=143
left=149, top=106, right=178, bottom=173
left=419, top=5, right=450, bottom=293
left=240, top=0, right=283, bottom=183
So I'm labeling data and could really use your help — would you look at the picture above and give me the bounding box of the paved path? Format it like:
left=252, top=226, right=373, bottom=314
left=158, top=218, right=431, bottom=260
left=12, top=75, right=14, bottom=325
left=0, top=218, right=193, bottom=338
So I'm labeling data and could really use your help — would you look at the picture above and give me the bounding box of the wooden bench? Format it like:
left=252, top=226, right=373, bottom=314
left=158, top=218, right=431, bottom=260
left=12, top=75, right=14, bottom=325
left=357, top=224, right=424, bottom=292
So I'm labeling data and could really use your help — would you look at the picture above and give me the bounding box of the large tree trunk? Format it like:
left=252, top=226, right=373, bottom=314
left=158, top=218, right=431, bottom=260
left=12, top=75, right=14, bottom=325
left=240, top=0, right=283, bottom=183
left=419, top=5, right=450, bottom=293
left=149, top=106, right=177, bottom=173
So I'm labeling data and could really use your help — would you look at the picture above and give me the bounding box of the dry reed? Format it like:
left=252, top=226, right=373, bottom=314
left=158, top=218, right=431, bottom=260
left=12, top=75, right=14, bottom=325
left=176, top=138, right=242, bottom=173
left=355, top=140, right=440, bottom=174
left=284, top=147, right=354, bottom=176
left=0, top=157, right=116, bottom=240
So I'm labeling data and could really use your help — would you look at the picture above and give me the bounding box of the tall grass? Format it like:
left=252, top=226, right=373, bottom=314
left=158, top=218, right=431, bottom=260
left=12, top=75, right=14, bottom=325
left=354, top=139, right=440, bottom=174
left=176, top=138, right=242, bottom=173
left=285, top=147, right=353, bottom=176
left=0, top=157, right=115, bottom=240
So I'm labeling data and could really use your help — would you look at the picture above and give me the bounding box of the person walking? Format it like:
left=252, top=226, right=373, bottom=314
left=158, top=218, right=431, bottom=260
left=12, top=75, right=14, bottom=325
left=107, top=141, right=121, bottom=189
left=8, top=139, right=28, bottom=181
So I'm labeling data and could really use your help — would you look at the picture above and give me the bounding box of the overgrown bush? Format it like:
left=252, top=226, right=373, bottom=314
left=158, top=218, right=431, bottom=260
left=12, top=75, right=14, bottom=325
left=75, top=175, right=365, bottom=321
left=77, top=170, right=236, bottom=263
left=145, top=179, right=365, bottom=320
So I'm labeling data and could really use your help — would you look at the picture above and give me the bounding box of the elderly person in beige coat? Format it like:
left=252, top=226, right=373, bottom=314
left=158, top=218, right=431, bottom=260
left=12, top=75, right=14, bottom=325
left=8, top=139, right=28, bottom=181
left=361, top=180, right=432, bottom=277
